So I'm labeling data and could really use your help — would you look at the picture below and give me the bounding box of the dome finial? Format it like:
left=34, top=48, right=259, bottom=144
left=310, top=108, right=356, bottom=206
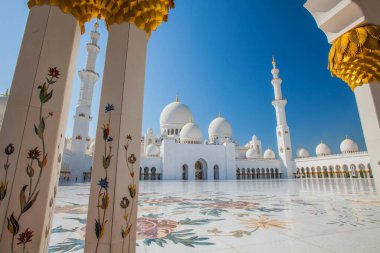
left=272, top=55, right=276, bottom=68
left=189, top=117, right=193, bottom=123
left=94, top=20, right=99, bottom=31
left=218, top=112, right=221, bottom=118
left=175, top=94, right=179, bottom=102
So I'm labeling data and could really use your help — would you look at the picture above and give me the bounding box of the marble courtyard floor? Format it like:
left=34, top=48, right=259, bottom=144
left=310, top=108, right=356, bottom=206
left=49, top=179, right=380, bottom=253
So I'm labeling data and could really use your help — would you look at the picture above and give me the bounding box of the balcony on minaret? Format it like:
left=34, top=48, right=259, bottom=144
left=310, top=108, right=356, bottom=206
left=78, top=69, right=99, bottom=83
left=272, top=99, right=287, bottom=107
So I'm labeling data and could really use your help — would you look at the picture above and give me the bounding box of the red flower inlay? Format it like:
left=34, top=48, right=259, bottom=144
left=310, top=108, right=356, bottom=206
left=17, top=228, right=33, bottom=245
left=48, top=67, right=60, bottom=78
left=27, top=147, right=41, bottom=160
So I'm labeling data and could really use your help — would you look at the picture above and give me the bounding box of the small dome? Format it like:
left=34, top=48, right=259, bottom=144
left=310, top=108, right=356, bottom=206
left=180, top=122, right=202, bottom=143
left=264, top=148, right=276, bottom=159
left=297, top=148, right=310, bottom=158
left=246, top=148, right=259, bottom=159
left=316, top=142, right=331, bottom=156
left=146, top=128, right=153, bottom=134
left=340, top=137, right=359, bottom=153
left=208, top=116, right=232, bottom=139
left=160, top=100, right=193, bottom=131
left=146, top=144, right=160, bottom=157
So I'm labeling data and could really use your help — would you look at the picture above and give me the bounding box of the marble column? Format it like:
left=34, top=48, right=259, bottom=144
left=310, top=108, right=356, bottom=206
left=354, top=82, right=380, bottom=193
left=84, top=23, right=148, bottom=253
left=0, top=5, right=80, bottom=252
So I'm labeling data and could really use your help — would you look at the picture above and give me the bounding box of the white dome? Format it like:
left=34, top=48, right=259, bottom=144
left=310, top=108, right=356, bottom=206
left=316, top=142, right=331, bottom=156
left=297, top=148, right=310, bottom=158
left=264, top=148, right=276, bottom=159
left=340, top=138, right=359, bottom=153
left=246, top=148, right=259, bottom=159
left=146, top=144, right=160, bottom=157
left=146, top=128, right=153, bottom=134
left=208, top=116, right=232, bottom=139
left=160, top=100, right=193, bottom=132
left=180, top=122, right=202, bottom=143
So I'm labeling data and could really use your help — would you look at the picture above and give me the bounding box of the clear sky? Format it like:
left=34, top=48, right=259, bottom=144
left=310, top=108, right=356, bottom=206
left=0, top=1, right=365, bottom=155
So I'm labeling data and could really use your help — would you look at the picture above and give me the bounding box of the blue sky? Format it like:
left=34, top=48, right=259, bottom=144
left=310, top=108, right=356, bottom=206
left=0, top=1, right=364, bottom=155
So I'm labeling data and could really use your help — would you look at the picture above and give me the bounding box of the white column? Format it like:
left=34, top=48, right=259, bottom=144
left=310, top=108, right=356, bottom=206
left=84, top=23, right=147, bottom=253
left=354, top=82, right=380, bottom=194
left=0, top=6, right=80, bottom=252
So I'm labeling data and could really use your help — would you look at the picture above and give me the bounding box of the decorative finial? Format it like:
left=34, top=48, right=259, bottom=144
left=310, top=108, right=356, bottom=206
left=218, top=112, right=222, bottom=118
left=189, top=117, right=193, bottom=123
left=175, top=94, right=179, bottom=102
left=272, top=55, right=276, bottom=68
left=5, top=88, right=9, bottom=96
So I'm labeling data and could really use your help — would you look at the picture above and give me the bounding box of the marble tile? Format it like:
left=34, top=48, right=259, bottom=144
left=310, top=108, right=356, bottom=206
left=49, top=179, right=380, bottom=253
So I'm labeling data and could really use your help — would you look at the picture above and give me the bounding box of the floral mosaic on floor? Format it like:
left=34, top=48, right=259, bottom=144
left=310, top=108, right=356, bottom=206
left=49, top=179, right=380, bottom=253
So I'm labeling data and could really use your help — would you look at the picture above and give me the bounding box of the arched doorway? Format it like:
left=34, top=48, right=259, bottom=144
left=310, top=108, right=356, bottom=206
left=151, top=167, right=157, bottom=180
left=242, top=168, right=246, bottom=180
left=144, top=167, right=149, bottom=180
left=236, top=168, right=241, bottom=180
left=182, top=164, right=188, bottom=180
left=214, top=165, right=219, bottom=180
left=195, top=159, right=207, bottom=180
left=350, top=164, right=357, bottom=178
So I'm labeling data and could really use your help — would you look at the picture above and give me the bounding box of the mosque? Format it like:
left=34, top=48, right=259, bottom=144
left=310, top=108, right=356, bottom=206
left=0, top=24, right=372, bottom=182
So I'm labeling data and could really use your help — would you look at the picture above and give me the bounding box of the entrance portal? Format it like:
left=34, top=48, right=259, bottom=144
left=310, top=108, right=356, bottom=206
left=182, top=164, right=188, bottom=180
left=195, top=159, right=207, bottom=180
left=214, top=165, right=219, bottom=180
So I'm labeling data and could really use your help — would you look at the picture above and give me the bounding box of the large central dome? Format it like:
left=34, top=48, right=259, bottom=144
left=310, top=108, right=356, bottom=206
left=160, top=98, right=193, bottom=135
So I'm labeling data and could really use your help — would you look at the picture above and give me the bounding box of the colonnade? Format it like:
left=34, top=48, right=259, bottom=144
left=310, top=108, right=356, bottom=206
left=236, top=168, right=282, bottom=179
left=296, top=164, right=373, bottom=179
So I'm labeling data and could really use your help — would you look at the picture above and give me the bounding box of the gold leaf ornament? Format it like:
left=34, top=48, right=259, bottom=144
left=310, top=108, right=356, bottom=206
left=27, top=0, right=175, bottom=35
left=328, top=25, right=380, bottom=90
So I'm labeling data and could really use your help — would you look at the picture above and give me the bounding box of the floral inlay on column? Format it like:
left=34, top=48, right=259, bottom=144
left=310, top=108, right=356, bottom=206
left=17, top=228, right=33, bottom=253
left=0, top=144, right=15, bottom=204
left=120, top=134, right=137, bottom=253
left=7, top=67, right=60, bottom=252
left=94, top=103, right=114, bottom=252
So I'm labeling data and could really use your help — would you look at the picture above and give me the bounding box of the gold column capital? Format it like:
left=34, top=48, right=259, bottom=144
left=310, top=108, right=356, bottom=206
left=28, top=0, right=175, bottom=35
left=328, top=25, right=380, bottom=91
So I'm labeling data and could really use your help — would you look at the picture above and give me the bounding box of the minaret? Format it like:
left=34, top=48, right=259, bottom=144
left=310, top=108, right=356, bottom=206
left=271, top=57, right=294, bottom=178
left=71, top=22, right=100, bottom=154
